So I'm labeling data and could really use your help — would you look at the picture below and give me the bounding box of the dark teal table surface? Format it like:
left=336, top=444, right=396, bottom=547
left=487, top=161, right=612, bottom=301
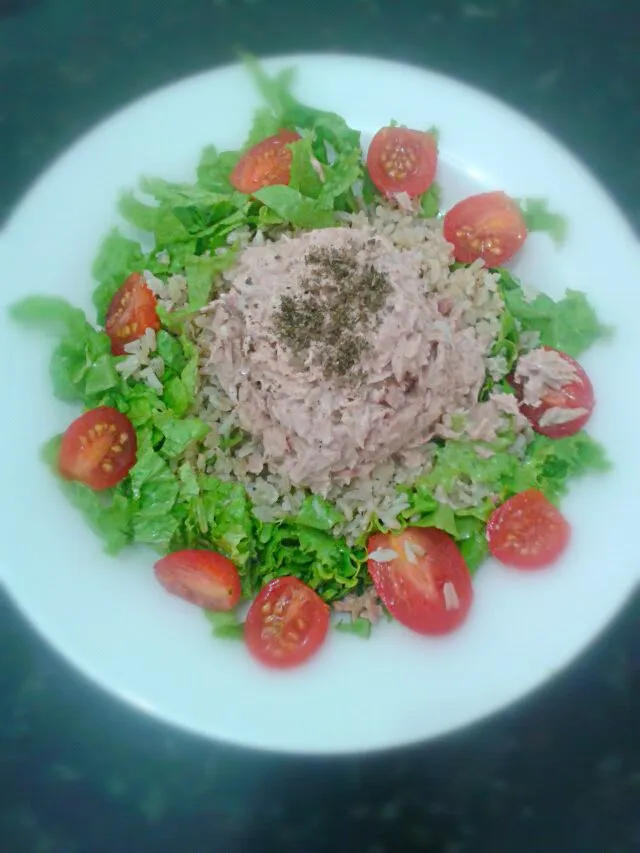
left=1, top=2, right=639, bottom=851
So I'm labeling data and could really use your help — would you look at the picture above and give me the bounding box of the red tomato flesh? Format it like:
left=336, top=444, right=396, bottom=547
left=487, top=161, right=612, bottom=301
left=58, top=406, right=137, bottom=491
left=244, top=576, right=329, bottom=668
left=486, top=489, right=570, bottom=570
left=154, top=550, right=241, bottom=611
left=367, top=126, right=438, bottom=198
left=230, top=130, right=301, bottom=194
left=367, top=527, right=473, bottom=635
left=510, top=347, right=595, bottom=438
left=105, top=272, right=161, bottom=356
left=443, top=191, right=527, bottom=265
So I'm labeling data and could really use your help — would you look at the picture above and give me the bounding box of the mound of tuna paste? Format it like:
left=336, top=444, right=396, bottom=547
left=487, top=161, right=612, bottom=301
left=199, top=223, right=519, bottom=492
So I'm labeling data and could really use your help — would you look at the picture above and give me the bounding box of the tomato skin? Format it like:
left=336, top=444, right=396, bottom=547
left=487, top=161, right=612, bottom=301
left=244, top=576, right=329, bottom=669
left=105, top=272, right=161, bottom=356
left=367, top=127, right=438, bottom=198
left=443, top=191, right=527, bottom=265
left=486, top=489, right=570, bottom=570
left=58, top=407, right=137, bottom=490
left=154, top=550, right=241, bottom=611
left=230, top=130, right=301, bottom=194
left=510, top=347, right=595, bottom=439
left=367, top=528, right=473, bottom=635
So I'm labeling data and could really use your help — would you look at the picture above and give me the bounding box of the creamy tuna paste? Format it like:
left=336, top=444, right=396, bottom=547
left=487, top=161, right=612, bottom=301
left=201, top=224, right=504, bottom=492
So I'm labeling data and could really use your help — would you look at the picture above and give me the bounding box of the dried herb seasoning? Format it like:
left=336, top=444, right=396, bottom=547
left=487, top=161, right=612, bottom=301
left=273, top=243, right=391, bottom=378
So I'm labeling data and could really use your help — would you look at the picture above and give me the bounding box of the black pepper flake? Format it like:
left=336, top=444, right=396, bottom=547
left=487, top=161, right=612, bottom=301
left=272, top=243, right=392, bottom=380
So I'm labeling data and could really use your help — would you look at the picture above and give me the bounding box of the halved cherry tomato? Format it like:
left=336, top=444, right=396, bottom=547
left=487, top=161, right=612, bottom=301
left=443, top=191, right=527, bottom=265
left=154, top=550, right=241, bottom=611
left=367, top=527, right=473, bottom=635
left=244, top=576, right=329, bottom=668
left=367, top=127, right=438, bottom=198
left=486, top=489, right=570, bottom=570
left=105, top=272, right=160, bottom=356
left=58, top=406, right=137, bottom=490
left=230, top=130, right=301, bottom=194
left=510, top=347, right=595, bottom=438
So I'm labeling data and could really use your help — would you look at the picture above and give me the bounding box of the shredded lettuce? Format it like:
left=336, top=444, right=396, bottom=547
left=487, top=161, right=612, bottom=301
left=253, top=185, right=337, bottom=229
left=418, top=182, right=441, bottom=219
left=335, top=617, right=372, bottom=639
left=296, top=495, right=345, bottom=531
left=255, top=519, right=365, bottom=602
left=118, top=180, right=250, bottom=264
left=196, top=146, right=242, bottom=193
left=9, top=296, right=120, bottom=403
left=92, top=231, right=145, bottom=323
left=243, top=56, right=361, bottom=160
left=498, top=269, right=613, bottom=357
left=204, top=610, right=245, bottom=641
left=516, top=197, right=568, bottom=246
left=41, top=436, right=132, bottom=554
left=401, top=428, right=610, bottom=572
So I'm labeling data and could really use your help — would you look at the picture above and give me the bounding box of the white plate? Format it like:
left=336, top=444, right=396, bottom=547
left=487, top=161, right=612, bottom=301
left=1, top=54, right=639, bottom=755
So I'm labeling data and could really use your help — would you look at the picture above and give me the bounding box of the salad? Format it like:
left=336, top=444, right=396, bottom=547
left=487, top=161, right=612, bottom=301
left=10, top=59, right=611, bottom=669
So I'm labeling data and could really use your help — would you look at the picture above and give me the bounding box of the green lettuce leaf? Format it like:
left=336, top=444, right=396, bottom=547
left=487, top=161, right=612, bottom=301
left=84, top=354, right=121, bottom=397
left=156, top=414, right=209, bottom=458
left=204, top=610, right=245, bottom=640
left=177, top=462, right=200, bottom=500
left=285, top=131, right=363, bottom=214
left=162, top=376, right=191, bottom=417
left=520, top=431, right=611, bottom=503
left=418, top=182, right=441, bottom=219
left=498, top=269, right=613, bottom=357
left=9, top=296, right=119, bottom=403
left=516, top=198, right=568, bottom=246
left=243, top=56, right=361, bottom=160
left=253, top=185, right=336, bottom=229
left=196, top=145, right=242, bottom=192
left=319, top=146, right=364, bottom=211
left=119, top=176, right=250, bottom=263
left=288, top=132, right=325, bottom=199
left=118, top=192, right=189, bottom=247
left=197, top=480, right=256, bottom=574
left=41, top=437, right=132, bottom=554
left=255, top=519, right=365, bottom=602
left=244, top=108, right=283, bottom=149
left=184, top=253, right=229, bottom=310
left=296, top=494, right=344, bottom=531
left=335, top=617, right=372, bottom=639
left=92, top=230, right=145, bottom=324
left=155, top=330, right=186, bottom=373
left=128, top=445, right=181, bottom=550
left=9, top=295, right=92, bottom=337
left=115, top=382, right=166, bottom=429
